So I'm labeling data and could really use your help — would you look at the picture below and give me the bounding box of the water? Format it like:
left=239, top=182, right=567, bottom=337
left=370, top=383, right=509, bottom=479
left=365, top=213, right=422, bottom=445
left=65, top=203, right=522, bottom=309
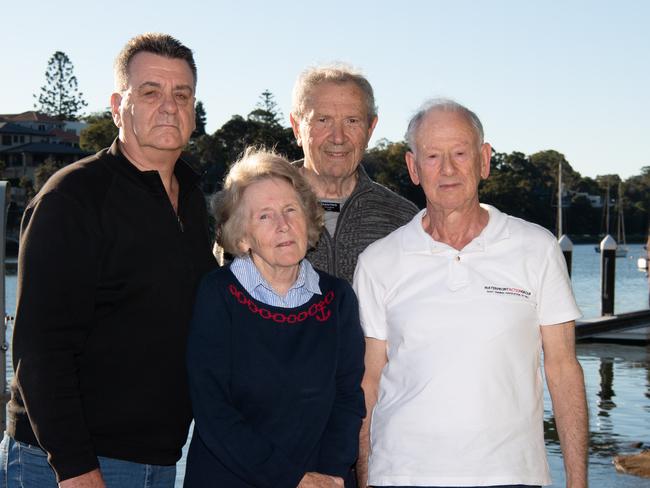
left=571, top=243, right=649, bottom=319
left=3, top=243, right=650, bottom=487
left=544, top=343, right=650, bottom=487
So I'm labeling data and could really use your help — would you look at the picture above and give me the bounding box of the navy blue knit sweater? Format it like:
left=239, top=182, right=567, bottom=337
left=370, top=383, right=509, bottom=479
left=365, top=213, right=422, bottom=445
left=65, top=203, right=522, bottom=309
left=184, top=266, right=366, bottom=488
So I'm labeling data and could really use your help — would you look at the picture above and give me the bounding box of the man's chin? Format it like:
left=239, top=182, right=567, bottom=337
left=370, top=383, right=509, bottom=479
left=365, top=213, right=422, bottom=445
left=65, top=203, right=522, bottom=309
left=147, top=138, right=187, bottom=152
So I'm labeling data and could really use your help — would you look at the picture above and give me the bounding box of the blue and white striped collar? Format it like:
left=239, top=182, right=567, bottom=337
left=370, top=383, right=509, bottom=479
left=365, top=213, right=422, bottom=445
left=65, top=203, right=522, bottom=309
left=230, top=255, right=322, bottom=308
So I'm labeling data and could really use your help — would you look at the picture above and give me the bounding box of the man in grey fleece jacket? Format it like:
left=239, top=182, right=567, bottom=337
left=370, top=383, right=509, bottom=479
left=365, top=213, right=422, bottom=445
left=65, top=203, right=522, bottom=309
left=290, top=65, right=418, bottom=284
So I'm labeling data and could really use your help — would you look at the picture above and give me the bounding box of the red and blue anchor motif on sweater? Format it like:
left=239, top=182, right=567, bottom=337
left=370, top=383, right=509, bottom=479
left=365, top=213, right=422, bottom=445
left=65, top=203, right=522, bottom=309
left=228, top=283, right=335, bottom=323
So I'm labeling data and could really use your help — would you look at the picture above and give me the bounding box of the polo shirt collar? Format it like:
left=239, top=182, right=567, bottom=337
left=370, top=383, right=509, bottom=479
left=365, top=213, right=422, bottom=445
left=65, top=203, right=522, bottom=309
left=401, top=203, right=510, bottom=254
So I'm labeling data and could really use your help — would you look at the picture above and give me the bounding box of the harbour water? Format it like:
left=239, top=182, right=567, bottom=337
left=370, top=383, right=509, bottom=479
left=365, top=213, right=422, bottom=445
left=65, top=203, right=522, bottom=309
left=3, top=243, right=650, bottom=487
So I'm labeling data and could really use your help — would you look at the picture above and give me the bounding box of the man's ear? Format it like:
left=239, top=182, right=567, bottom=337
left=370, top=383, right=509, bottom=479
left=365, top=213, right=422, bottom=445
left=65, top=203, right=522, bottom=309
left=480, top=142, right=491, bottom=180
left=289, top=113, right=302, bottom=147
left=367, top=115, right=378, bottom=140
left=110, top=92, right=123, bottom=128
left=405, top=151, right=421, bottom=186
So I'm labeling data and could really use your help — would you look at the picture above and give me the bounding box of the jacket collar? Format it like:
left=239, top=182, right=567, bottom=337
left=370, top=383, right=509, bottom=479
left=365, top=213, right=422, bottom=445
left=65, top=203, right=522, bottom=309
left=292, top=158, right=374, bottom=198
left=107, top=138, right=201, bottom=195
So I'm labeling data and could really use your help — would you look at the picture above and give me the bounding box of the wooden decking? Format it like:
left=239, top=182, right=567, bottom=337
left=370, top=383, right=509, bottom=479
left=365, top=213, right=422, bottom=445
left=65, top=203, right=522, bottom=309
left=576, top=309, right=650, bottom=343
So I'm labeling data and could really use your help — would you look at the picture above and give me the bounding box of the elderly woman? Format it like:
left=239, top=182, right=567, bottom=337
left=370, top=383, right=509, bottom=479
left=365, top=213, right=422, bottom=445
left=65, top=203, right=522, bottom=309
left=183, top=149, right=365, bottom=488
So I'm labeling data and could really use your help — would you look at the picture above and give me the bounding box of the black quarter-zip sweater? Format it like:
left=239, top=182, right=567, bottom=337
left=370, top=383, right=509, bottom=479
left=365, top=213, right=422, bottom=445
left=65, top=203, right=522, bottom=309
left=7, top=140, right=217, bottom=482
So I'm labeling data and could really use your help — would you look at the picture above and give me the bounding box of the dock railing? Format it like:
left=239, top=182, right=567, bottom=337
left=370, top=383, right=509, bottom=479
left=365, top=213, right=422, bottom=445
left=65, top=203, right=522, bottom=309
left=564, top=233, right=650, bottom=342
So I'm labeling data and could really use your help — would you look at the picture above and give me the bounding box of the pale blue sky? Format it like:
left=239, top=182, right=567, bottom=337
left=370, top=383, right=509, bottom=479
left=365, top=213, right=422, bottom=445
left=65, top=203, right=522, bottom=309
left=3, top=0, right=648, bottom=178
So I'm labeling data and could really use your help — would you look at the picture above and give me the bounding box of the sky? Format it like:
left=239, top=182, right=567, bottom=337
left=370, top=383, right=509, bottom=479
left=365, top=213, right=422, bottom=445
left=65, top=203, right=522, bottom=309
left=2, top=0, right=649, bottom=179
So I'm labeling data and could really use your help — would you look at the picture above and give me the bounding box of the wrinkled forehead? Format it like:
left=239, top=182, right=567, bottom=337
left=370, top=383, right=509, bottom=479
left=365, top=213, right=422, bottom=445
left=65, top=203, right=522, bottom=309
left=416, top=109, right=481, bottom=148
left=302, top=81, right=368, bottom=113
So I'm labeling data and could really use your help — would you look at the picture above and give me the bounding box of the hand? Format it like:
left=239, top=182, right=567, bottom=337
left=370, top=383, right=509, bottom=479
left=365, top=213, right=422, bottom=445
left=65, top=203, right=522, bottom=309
left=59, top=469, right=106, bottom=488
left=297, top=472, right=345, bottom=487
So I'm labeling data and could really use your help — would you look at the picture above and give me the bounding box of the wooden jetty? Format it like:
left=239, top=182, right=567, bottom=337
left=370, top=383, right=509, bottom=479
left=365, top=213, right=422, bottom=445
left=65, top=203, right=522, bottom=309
left=576, top=309, right=650, bottom=343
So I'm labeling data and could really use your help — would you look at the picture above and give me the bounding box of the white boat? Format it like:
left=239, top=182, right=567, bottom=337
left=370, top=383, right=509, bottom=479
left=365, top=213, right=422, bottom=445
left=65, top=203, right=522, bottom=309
left=638, top=256, right=648, bottom=270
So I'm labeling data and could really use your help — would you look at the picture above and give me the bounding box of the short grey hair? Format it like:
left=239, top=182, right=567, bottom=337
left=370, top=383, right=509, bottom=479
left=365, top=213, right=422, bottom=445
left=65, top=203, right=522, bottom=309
left=405, top=98, right=484, bottom=152
left=291, top=63, right=377, bottom=124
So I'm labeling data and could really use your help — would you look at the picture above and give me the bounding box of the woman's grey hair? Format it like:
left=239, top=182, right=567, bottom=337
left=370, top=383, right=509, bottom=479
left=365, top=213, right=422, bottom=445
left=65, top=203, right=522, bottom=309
left=291, top=63, right=377, bottom=125
left=213, top=148, right=324, bottom=257
left=405, top=98, right=484, bottom=152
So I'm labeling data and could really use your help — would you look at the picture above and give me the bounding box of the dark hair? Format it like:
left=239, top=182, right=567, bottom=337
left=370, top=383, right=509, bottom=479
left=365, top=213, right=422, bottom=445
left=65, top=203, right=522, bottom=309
left=114, top=33, right=197, bottom=91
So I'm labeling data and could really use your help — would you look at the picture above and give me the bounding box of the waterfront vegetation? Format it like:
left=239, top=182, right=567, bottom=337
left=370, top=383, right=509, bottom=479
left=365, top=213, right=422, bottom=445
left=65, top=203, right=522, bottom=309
left=75, top=91, right=650, bottom=241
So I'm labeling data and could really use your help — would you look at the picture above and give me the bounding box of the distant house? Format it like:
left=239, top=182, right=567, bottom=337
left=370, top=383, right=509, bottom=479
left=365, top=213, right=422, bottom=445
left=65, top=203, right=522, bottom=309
left=0, top=111, right=91, bottom=209
left=571, top=191, right=603, bottom=208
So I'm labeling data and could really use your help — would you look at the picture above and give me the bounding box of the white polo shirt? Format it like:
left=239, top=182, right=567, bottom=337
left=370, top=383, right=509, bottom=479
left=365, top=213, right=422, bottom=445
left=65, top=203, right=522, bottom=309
left=353, top=204, right=581, bottom=487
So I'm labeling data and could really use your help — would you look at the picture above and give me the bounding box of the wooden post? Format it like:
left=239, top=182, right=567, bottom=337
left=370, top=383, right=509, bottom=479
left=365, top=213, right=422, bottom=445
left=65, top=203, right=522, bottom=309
left=0, top=181, right=9, bottom=431
left=558, top=234, right=573, bottom=277
left=600, top=234, right=617, bottom=316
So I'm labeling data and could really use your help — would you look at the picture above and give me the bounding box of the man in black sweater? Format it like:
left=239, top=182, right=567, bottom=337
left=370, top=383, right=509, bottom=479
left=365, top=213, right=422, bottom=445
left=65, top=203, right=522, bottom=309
left=1, top=34, right=216, bottom=488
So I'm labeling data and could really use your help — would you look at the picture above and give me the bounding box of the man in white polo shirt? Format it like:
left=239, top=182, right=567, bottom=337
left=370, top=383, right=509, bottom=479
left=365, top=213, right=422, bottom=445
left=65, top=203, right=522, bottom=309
left=353, top=99, right=588, bottom=488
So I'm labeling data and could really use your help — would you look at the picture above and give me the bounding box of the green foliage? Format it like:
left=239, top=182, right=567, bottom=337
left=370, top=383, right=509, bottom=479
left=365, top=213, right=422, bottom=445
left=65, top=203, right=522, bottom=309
left=34, top=158, right=61, bottom=192
left=186, top=91, right=301, bottom=193
left=80, top=111, right=117, bottom=152
left=622, top=168, right=650, bottom=237
left=182, top=89, right=650, bottom=238
left=248, top=90, right=283, bottom=127
left=34, top=51, right=88, bottom=120
left=193, top=100, right=207, bottom=138
left=19, top=175, right=33, bottom=197
left=364, top=139, right=425, bottom=207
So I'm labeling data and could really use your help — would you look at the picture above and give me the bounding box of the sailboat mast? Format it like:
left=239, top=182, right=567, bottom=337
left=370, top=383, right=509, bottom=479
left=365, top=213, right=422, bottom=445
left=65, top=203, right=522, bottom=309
left=605, top=183, right=610, bottom=236
left=617, top=181, right=626, bottom=246
left=557, top=160, right=562, bottom=238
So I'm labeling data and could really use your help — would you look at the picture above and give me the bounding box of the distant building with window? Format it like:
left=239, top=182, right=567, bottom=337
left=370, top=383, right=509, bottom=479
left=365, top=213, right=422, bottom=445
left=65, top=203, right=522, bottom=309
left=0, top=111, right=91, bottom=210
left=571, top=191, right=603, bottom=208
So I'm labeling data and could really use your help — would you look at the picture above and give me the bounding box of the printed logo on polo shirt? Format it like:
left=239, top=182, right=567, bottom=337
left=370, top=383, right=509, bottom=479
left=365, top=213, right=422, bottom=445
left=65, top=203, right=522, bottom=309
left=484, top=285, right=531, bottom=299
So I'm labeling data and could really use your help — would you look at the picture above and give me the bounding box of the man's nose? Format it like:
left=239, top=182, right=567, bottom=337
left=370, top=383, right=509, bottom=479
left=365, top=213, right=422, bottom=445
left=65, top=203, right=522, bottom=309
left=440, top=153, right=455, bottom=175
left=330, top=121, right=345, bottom=144
left=159, top=91, right=179, bottom=115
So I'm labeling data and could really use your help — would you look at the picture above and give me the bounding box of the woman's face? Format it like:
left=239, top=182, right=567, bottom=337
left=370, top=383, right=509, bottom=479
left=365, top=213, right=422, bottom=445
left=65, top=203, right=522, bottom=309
left=237, top=177, right=308, bottom=276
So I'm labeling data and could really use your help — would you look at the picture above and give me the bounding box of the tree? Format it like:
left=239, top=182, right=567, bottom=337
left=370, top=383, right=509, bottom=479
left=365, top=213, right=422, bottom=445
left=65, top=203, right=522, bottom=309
left=248, top=90, right=283, bottom=127
left=364, top=139, right=424, bottom=207
left=34, top=51, right=88, bottom=120
left=34, top=158, right=60, bottom=192
left=193, top=100, right=207, bottom=139
left=186, top=91, right=303, bottom=193
left=624, top=166, right=650, bottom=237
left=80, top=111, right=118, bottom=151
left=480, top=150, right=548, bottom=225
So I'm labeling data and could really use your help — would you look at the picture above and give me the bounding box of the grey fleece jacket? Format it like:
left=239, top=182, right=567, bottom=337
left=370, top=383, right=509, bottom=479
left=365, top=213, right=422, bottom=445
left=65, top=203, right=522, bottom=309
left=296, top=160, right=419, bottom=284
